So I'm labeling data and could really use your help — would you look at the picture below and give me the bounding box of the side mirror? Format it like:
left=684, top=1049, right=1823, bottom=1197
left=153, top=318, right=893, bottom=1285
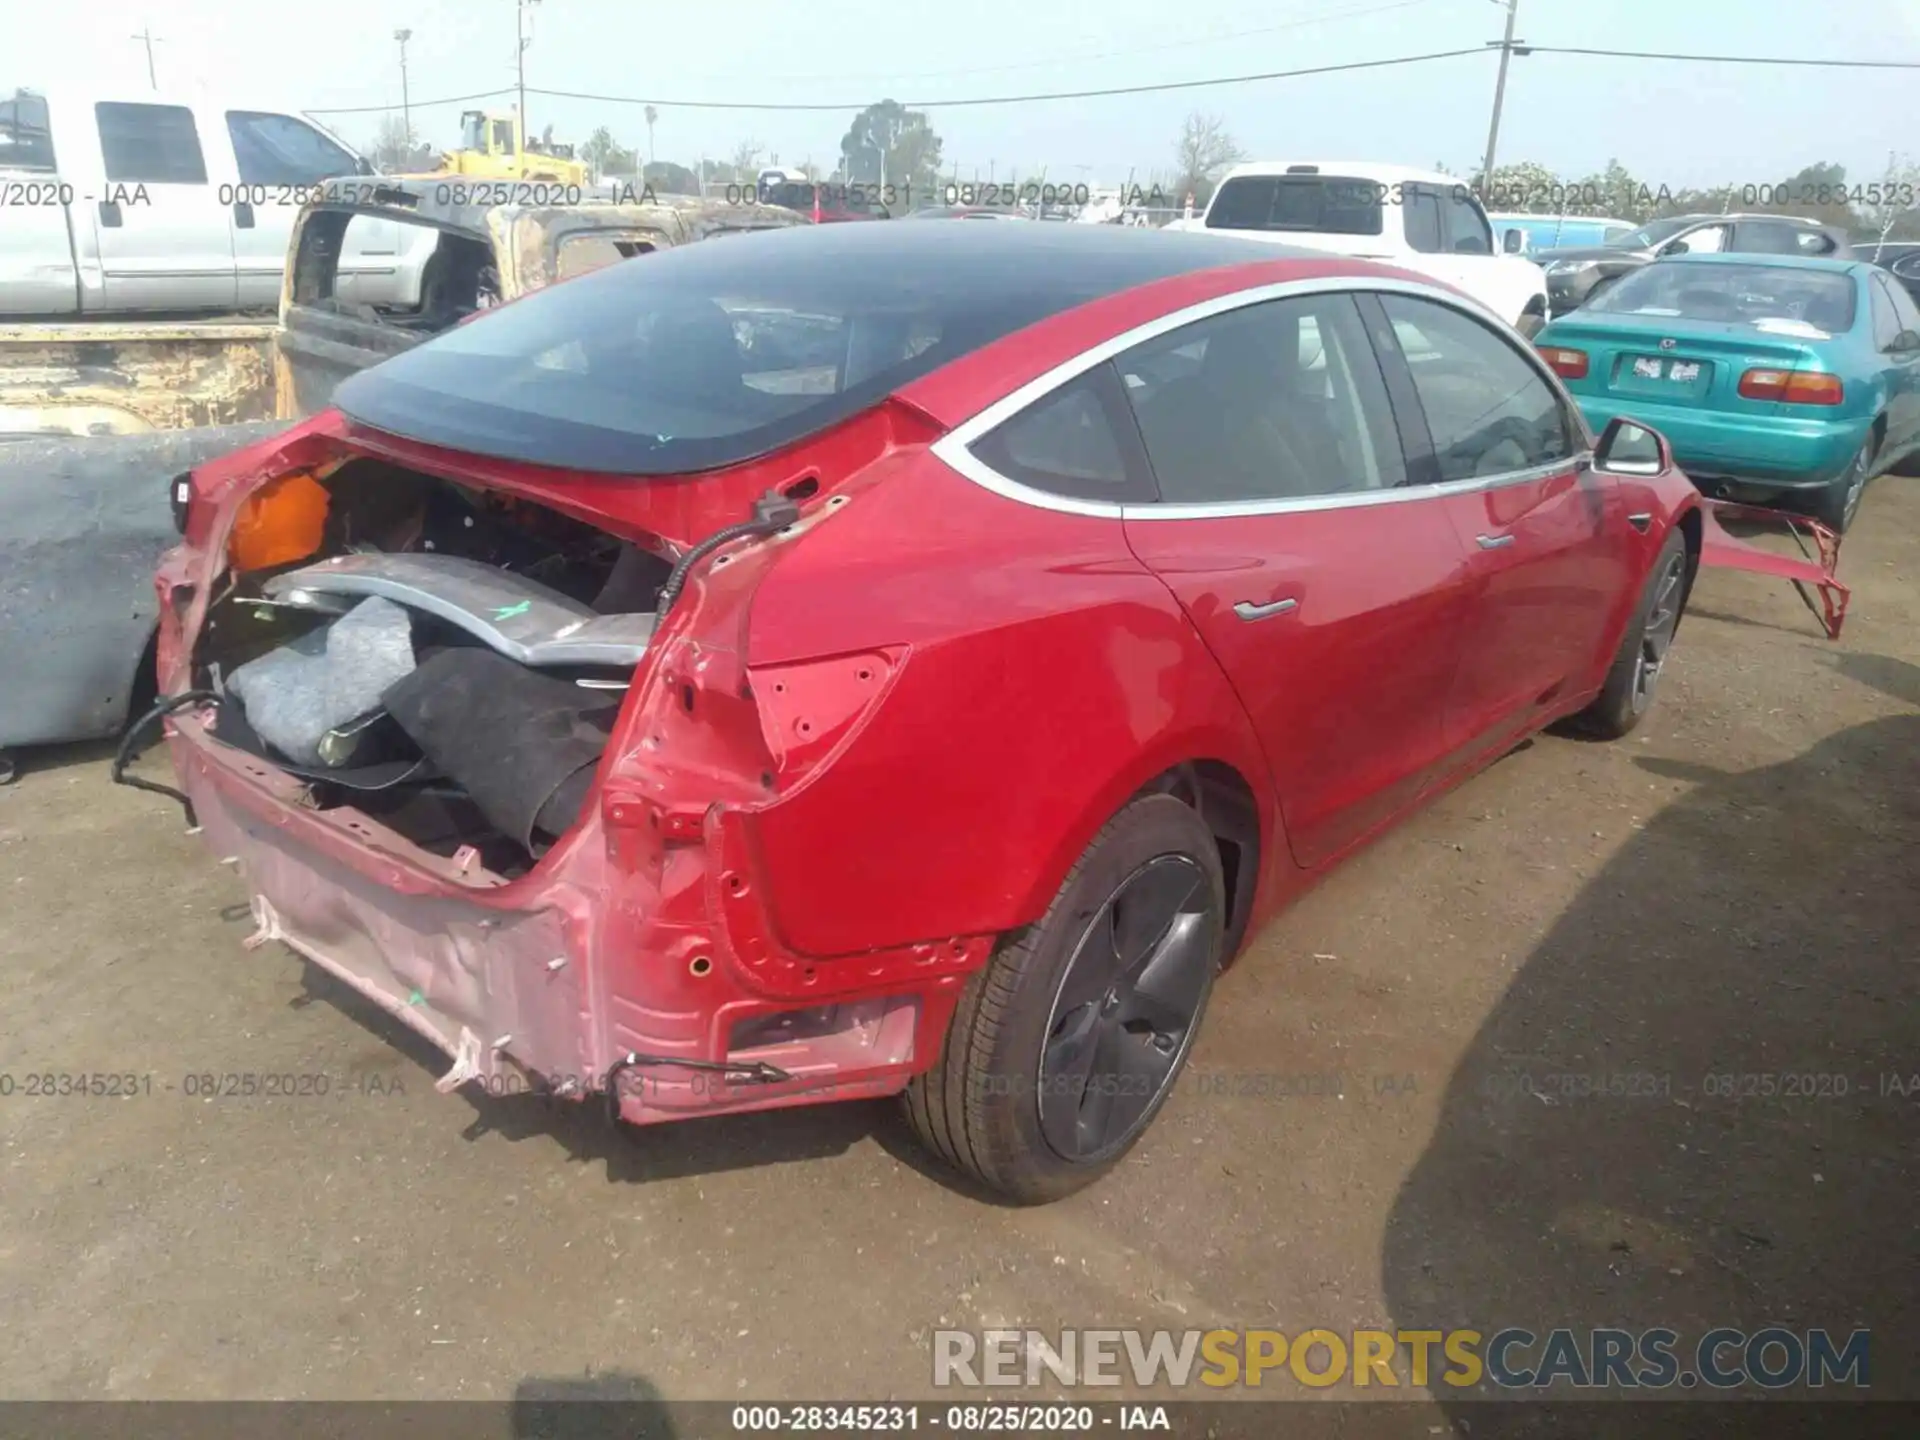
left=1893, top=330, right=1920, bottom=354
left=1659, top=239, right=1688, bottom=256
left=1594, top=415, right=1671, bottom=475
left=1502, top=229, right=1525, bottom=254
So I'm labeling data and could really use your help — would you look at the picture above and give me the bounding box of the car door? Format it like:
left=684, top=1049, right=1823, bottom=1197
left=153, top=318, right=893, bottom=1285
left=1869, top=272, right=1920, bottom=460
left=223, top=109, right=381, bottom=309
left=1412, top=185, right=1490, bottom=291
left=1367, top=291, right=1634, bottom=760
left=0, top=89, right=79, bottom=314
left=88, top=100, right=236, bottom=311
left=1113, top=288, right=1479, bottom=869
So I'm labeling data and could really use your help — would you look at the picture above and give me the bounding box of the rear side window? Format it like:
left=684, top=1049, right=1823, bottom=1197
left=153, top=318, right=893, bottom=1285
left=97, top=102, right=206, bottom=184
left=554, top=231, right=663, bottom=281
left=1882, top=269, right=1920, bottom=336
left=1119, top=293, right=1406, bottom=503
left=0, top=89, right=56, bottom=171
left=969, top=366, right=1148, bottom=502
left=1206, top=175, right=1384, bottom=237
left=1870, top=276, right=1903, bottom=349
left=1378, top=294, right=1574, bottom=481
left=1736, top=221, right=1806, bottom=256
left=227, top=110, right=359, bottom=185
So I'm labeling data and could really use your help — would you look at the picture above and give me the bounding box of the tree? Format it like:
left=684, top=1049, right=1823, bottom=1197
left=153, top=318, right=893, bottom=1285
left=643, top=160, right=699, bottom=195
left=1860, top=151, right=1920, bottom=252
left=1171, top=112, right=1243, bottom=210
left=838, top=101, right=943, bottom=190
left=731, top=138, right=765, bottom=175
left=1469, top=159, right=1559, bottom=213
left=1566, top=158, right=1652, bottom=221
left=1768, top=161, right=1856, bottom=232
left=582, top=126, right=621, bottom=175
left=369, top=113, right=415, bottom=172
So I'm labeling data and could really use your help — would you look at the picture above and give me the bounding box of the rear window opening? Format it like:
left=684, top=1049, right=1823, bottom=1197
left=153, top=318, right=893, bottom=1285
left=1206, top=175, right=1386, bottom=237
left=190, top=460, right=672, bottom=880
left=296, top=212, right=500, bottom=333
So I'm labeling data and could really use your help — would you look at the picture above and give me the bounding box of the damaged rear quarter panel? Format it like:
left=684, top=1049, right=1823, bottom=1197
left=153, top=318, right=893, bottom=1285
left=742, top=458, right=1275, bottom=958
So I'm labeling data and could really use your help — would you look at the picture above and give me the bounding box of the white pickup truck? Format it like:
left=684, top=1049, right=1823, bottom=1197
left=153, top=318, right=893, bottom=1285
left=1167, top=160, right=1551, bottom=336
left=0, top=85, right=433, bottom=315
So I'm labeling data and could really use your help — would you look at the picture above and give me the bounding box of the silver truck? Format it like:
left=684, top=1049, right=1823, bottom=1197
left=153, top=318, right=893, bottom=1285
left=1, top=85, right=435, bottom=316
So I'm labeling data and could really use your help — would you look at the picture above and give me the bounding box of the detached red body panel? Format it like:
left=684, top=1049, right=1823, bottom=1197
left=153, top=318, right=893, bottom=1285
left=1696, top=500, right=1850, bottom=639
left=155, top=232, right=1707, bottom=1132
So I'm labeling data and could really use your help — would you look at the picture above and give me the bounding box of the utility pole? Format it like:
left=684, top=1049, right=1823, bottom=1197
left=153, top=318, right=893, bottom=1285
left=131, top=26, right=161, bottom=89
left=517, top=0, right=540, bottom=146
left=1479, top=0, right=1523, bottom=198
left=394, top=29, right=413, bottom=145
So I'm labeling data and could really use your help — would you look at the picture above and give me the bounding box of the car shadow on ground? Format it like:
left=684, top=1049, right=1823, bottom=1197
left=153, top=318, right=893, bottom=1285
left=1383, top=686, right=1920, bottom=1422
left=510, top=1371, right=678, bottom=1439
left=1684, top=605, right=1830, bottom=640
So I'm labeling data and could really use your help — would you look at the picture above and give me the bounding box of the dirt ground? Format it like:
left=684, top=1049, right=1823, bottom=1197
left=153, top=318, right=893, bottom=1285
left=0, top=479, right=1914, bottom=1411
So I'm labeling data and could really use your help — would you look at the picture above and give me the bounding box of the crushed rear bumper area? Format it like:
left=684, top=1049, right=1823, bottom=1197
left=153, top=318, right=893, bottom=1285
left=173, top=714, right=594, bottom=1097
left=167, top=711, right=942, bottom=1123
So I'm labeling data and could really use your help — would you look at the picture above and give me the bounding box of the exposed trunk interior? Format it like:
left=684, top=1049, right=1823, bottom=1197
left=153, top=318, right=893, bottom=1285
left=191, top=459, right=671, bottom=878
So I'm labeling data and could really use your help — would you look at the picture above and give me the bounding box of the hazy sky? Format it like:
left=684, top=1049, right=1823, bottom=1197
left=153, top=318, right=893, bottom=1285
left=8, top=0, right=1920, bottom=190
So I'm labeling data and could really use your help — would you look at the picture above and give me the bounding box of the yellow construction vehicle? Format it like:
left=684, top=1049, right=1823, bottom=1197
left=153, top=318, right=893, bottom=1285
left=441, top=109, right=591, bottom=185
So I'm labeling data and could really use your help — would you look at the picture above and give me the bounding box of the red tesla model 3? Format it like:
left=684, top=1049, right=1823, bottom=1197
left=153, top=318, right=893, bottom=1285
left=155, top=222, right=1701, bottom=1202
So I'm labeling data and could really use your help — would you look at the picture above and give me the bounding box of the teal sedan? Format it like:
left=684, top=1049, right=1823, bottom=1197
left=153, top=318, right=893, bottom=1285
left=1532, top=253, right=1920, bottom=531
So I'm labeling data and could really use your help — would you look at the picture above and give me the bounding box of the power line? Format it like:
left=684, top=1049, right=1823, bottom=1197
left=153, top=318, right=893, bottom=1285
left=1529, top=45, right=1920, bottom=69
left=305, top=43, right=1920, bottom=118
left=309, top=87, right=513, bottom=115
left=528, top=48, right=1489, bottom=113
left=695, top=0, right=1465, bottom=87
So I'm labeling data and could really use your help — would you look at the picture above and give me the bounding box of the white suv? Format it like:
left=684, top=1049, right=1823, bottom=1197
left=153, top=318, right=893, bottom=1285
left=1168, top=161, right=1551, bottom=336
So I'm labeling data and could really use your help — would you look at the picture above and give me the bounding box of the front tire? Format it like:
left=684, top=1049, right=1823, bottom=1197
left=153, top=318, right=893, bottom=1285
left=903, top=793, right=1225, bottom=1203
left=1566, top=527, right=1689, bottom=740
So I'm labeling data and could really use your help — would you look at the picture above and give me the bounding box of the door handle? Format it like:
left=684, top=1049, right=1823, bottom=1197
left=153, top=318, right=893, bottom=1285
left=1234, top=598, right=1298, bottom=621
left=1476, top=533, right=1517, bottom=549
left=233, top=201, right=256, bottom=229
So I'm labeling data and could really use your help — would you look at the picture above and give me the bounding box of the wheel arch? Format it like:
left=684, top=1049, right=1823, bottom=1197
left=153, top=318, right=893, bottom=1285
left=1674, top=501, right=1703, bottom=612
left=1145, top=758, right=1264, bottom=967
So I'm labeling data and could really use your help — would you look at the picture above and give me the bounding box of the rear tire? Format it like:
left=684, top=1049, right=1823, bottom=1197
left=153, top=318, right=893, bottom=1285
left=1810, top=432, right=1875, bottom=534
left=1566, top=527, right=1689, bottom=741
left=903, top=793, right=1225, bottom=1204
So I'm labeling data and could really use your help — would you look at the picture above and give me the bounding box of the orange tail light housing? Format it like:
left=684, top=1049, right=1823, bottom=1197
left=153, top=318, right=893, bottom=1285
left=227, top=470, right=330, bottom=571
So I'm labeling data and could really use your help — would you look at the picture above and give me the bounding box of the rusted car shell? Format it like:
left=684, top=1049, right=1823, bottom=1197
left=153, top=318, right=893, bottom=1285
left=0, top=321, right=277, bottom=438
